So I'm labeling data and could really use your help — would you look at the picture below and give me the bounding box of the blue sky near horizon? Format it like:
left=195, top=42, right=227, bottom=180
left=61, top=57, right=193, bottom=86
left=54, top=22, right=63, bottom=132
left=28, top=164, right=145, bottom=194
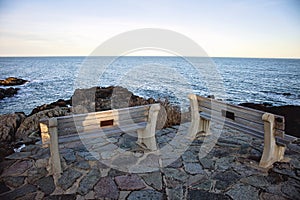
left=0, top=0, right=299, bottom=58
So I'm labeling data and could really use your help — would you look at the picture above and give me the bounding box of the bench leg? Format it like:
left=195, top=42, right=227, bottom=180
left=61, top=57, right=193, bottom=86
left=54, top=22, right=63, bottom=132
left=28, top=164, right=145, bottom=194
left=188, top=94, right=200, bottom=138
left=49, top=118, right=62, bottom=175
left=199, top=117, right=211, bottom=135
left=137, top=129, right=157, bottom=151
left=136, top=104, right=160, bottom=151
left=188, top=94, right=211, bottom=137
left=259, top=113, right=286, bottom=168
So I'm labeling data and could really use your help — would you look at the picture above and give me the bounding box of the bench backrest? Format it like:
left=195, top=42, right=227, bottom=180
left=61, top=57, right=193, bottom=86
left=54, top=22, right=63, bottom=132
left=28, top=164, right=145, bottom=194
left=40, top=104, right=154, bottom=144
left=56, top=105, right=151, bottom=136
left=196, top=95, right=285, bottom=137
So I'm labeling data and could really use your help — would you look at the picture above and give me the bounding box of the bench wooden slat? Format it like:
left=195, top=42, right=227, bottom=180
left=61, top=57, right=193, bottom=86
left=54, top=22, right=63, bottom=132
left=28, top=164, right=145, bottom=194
left=57, top=116, right=147, bottom=136
left=58, top=122, right=147, bottom=144
left=197, top=95, right=265, bottom=118
left=57, top=114, right=147, bottom=131
left=197, top=96, right=285, bottom=130
left=57, top=107, right=149, bottom=125
left=278, top=134, right=298, bottom=143
left=200, top=112, right=264, bottom=139
left=199, top=106, right=265, bottom=133
left=57, top=105, right=150, bottom=120
left=200, top=112, right=287, bottom=146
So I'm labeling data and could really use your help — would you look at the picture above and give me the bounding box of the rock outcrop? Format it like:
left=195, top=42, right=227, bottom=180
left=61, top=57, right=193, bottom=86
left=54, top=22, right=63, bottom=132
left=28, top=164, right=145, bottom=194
left=15, top=107, right=70, bottom=141
left=72, top=86, right=154, bottom=113
left=0, top=87, right=20, bottom=100
left=30, top=99, right=71, bottom=116
left=240, top=103, right=300, bottom=138
left=0, top=113, right=26, bottom=142
left=0, top=77, right=28, bottom=86
left=72, top=86, right=183, bottom=128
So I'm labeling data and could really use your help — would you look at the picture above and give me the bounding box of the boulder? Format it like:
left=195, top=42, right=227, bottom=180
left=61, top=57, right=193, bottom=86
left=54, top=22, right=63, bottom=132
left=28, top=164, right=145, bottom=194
left=72, top=86, right=158, bottom=111
left=15, top=107, right=70, bottom=140
left=71, top=86, right=182, bottom=128
left=0, top=113, right=26, bottom=142
left=0, top=77, right=28, bottom=86
left=0, top=87, right=20, bottom=100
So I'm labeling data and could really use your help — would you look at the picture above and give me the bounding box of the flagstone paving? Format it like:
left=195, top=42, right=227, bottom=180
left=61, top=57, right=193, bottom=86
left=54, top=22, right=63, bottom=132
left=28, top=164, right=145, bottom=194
left=0, top=123, right=299, bottom=199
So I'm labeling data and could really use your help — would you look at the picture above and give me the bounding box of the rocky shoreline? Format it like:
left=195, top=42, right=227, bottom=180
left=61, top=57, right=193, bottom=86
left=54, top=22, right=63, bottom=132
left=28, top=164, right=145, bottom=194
left=0, top=87, right=20, bottom=100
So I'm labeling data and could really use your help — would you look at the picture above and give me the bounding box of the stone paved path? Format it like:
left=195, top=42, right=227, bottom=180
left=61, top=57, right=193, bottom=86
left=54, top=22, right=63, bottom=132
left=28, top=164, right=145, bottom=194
left=0, top=123, right=299, bottom=199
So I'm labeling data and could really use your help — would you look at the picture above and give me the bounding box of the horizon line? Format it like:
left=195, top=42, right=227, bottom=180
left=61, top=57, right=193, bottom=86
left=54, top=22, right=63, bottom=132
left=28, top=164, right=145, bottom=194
left=0, top=55, right=299, bottom=59
left=0, top=55, right=300, bottom=60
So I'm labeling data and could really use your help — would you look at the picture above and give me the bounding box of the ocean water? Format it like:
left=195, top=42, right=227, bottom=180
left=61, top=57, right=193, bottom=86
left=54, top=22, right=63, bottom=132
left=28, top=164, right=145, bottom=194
left=0, top=56, right=299, bottom=115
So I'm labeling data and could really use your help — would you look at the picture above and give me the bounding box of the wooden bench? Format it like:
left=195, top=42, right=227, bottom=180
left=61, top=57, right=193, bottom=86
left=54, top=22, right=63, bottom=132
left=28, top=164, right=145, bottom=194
left=39, top=104, right=161, bottom=175
left=188, top=94, right=297, bottom=168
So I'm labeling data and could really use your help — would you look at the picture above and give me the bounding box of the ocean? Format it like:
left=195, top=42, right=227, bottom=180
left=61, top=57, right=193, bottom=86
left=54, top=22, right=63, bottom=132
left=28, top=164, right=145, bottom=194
left=0, top=56, right=299, bottom=115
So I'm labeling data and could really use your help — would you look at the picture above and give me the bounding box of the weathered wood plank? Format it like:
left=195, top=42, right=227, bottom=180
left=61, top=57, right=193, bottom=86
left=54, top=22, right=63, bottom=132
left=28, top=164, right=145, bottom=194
left=57, top=109, right=148, bottom=125
left=196, top=95, right=285, bottom=130
left=200, top=112, right=286, bottom=145
left=200, top=112, right=264, bottom=139
left=57, top=116, right=147, bottom=136
left=199, top=106, right=265, bottom=133
left=57, top=122, right=147, bottom=144
left=57, top=105, right=150, bottom=121
left=198, top=98, right=264, bottom=123
left=57, top=114, right=147, bottom=130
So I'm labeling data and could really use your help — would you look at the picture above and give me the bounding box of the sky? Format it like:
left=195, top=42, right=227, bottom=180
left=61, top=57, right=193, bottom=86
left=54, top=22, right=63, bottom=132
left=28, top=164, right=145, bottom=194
left=0, top=0, right=299, bottom=58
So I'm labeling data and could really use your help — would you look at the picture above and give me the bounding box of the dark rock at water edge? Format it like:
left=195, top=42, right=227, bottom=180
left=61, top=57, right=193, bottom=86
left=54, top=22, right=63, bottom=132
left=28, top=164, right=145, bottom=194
left=0, top=87, right=20, bottom=100
left=0, top=77, right=28, bottom=86
left=0, top=112, right=26, bottom=142
left=240, top=103, right=300, bottom=138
